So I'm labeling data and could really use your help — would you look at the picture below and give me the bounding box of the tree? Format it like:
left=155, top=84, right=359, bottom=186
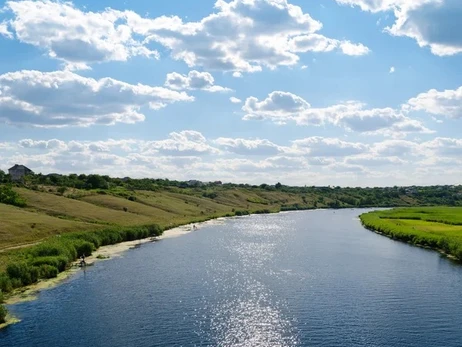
left=275, top=182, right=282, bottom=190
left=85, top=175, right=109, bottom=189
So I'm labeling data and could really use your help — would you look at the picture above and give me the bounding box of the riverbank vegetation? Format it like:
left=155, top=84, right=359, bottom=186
left=0, top=291, right=6, bottom=323
left=360, top=207, right=462, bottom=260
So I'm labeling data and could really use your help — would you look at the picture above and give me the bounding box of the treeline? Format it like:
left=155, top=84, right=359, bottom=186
left=1, top=170, right=462, bottom=207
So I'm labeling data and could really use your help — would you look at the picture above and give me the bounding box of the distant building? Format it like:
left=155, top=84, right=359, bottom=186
left=8, top=164, right=33, bottom=181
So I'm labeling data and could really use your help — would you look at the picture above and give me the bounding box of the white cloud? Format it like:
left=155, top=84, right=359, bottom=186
left=4, top=1, right=158, bottom=69
left=3, top=0, right=369, bottom=72
left=2, top=135, right=462, bottom=186
left=336, top=0, right=462, bottom=56
left=389, top=66, right=395, bottom=73
left=144, top=131, right=219, bottom=156
left=126, top=0, right=369, bottom=73
left=19, top=139, right=67, bottom=150
left=242, top=91, right=432, bottom=136
left=243, top=91, right=319, bottom=125
left=422, top=137, right=462, bottom=157
left=214, top=137, right=284, bottom=155
left=0, top=70, right=193, bottom=127
left=301, top=65, right=308, bottom=69
left=165, top=70, right=231, bottom=92
left=345, top=155, right=406, bottom=166
left=339, top=41, right=371, bottom=56
left=405, top=86, right=462, bottom=119
left=0, top=21, right=13, bottom=39
left=292, top=137, right=369, bottom=157
left=230, top=97, right=242, bottom=104
left=372, top=139, right=420, bottom=156
left=289, top=34, right=370, bottom=56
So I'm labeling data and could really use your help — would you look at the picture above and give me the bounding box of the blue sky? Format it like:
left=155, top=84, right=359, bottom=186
left=0, top=0, right=461, bottom=186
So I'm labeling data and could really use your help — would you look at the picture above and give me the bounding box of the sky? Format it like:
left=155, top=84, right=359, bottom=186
left=0, top=0, right=461, bottom=187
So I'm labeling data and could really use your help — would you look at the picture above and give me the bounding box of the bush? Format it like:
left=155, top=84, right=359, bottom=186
left=0, top=304, right=7, bottom=324
left=6, top=262, right=39, bottom=287
left=73, top=240, right=94, bottom=257
left=0, top=274, right=12, bottom=293
left=38, top=265, right=59, bottom=279
left=30, top=241, right=77, bottom=262
left=0, top=185, right=26, bottom=207
left=202, top=192, right=218, bottom=199
left=31, top=256, right=68, bottom=272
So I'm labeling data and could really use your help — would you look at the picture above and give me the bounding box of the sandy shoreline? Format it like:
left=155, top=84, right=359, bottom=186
left=3, top=217, right=228, bottom=310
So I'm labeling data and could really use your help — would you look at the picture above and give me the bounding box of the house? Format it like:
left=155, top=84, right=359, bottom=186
left=8, top=164, right=34, bottom=181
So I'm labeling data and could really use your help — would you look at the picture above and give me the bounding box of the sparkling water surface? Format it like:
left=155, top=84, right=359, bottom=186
left=2, top=209, right=462, bottom=346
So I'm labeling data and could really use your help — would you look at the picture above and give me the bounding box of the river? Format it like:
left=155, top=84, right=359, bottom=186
left=2, top=209, right=462, bottom=346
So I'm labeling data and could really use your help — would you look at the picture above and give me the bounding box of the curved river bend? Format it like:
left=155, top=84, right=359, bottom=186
left=2, top=209, right=462, bottom=346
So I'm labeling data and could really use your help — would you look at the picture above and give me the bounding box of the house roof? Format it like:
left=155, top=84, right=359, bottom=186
left=8, top=164, right=33, bottom=172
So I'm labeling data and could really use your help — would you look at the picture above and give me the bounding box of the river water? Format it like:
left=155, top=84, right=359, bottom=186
left=2, top=209, right=462, bottom=346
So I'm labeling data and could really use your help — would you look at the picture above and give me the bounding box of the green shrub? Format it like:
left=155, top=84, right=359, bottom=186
left=0, top=273, right=12, bottom=293
left=38, top=265, right=59, bottom=279
left=6, top=262, right=39, bottom=287
left=73, top=240, right=94, bottom=257
left=30, top=241, right=77, bottom=262
left=0, top=185, right=26, bottom=207
left=0, top=304, right=7, bottom=324
left=31, top=256, right=68, bottom=272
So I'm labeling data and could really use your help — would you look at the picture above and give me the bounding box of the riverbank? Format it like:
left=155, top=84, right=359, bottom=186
left=360, top=207, right=462, bottom=262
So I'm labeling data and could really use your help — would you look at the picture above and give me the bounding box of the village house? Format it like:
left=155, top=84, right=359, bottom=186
left=8, top=164, right=34, bottom=181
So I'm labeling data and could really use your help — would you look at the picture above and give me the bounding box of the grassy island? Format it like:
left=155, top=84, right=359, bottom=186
left=360, top=207, right=462, bottom=260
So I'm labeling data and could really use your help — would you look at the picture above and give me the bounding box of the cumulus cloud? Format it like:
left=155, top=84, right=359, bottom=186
left=345, top=155, right=406, bottom=166
left=0, top=70, right=193, bottom=127
left=242, top=91, right=432, bottom=136
left=2, top=135, right=462, bottom=186
left=19, top=139, right=67, bottom=150
left=0, top=21, right=13, bottom=39
left=230, top=97, right=242, bottom=104
left=389, top=66, right=395, bottom=73
left=372, top=139, right=421, bottom=156
left=165, top=70, right=231, bottom=92
left=214, top=137, right=284, bottom=155
left=1, top=0, right=370, bottom=71
left=3, top=1, right=158, bottom=69
left=289, top=34, right=370, bottom=56
left=144, top=131, right=219, bottom=156
left=336, top=0, right=462, bottom=56
left=405, top=86, right=462, bottom=119
left=292, top=137, right=369, bottom=157
left=422, top=137, right=462, bottom=156
left=125, top=0, right=369, bottom=73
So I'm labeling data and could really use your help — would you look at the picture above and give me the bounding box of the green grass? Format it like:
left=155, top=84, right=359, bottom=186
left=360, top=207, right=462, bottom=260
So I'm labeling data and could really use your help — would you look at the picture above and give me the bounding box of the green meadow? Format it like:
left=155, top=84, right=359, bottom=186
left=360, top=207, right=462, bottom=260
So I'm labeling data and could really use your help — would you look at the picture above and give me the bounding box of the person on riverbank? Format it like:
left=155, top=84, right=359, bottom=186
left=80, top=254, right=86, bottom=267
